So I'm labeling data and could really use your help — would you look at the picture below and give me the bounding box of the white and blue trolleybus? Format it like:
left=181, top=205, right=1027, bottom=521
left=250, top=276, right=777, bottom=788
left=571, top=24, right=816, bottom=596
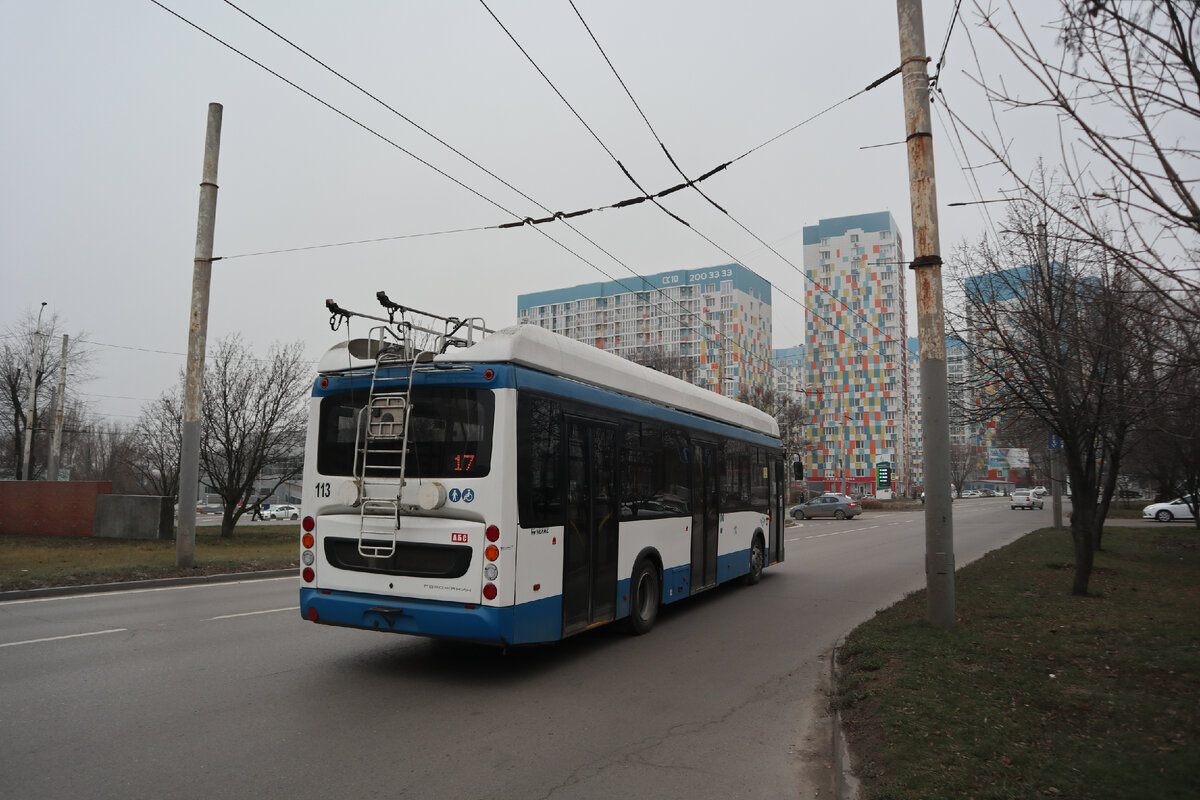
left=299, top=294, right=786, bottom=645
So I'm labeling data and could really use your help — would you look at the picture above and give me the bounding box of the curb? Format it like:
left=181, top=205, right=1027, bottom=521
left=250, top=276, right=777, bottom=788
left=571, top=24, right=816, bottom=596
left=831, top=637, right=860, bottom=800
left=0, top=569, right=296, bottom=602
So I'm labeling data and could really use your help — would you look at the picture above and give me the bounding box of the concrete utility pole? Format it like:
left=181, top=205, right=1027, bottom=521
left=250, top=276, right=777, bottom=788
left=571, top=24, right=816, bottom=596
left=21, top=302, right=48, bottom=480
left=177, top=102, right=223, bottom=569
left=897, top=0, right=955, bottom=628
left=46, top=334, right=69, bottom=481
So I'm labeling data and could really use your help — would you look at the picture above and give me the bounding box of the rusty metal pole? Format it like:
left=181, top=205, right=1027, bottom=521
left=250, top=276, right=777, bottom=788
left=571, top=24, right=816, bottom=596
left=177, top=102, right=223, bottom=568
left=897, top=0, right=955, bottom=628
left=46, top=334, right=68, bottom=481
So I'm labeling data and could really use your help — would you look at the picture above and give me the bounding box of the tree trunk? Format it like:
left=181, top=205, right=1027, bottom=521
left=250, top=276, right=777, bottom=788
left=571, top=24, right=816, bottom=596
left=1070, top=522, right=1094, bottom=596
left=220, top=510, right=235, bottom=539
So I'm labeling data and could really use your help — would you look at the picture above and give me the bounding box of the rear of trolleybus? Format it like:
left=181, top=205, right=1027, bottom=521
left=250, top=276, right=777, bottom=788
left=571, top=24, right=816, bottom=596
left=298, top=299, right=517, bottom=644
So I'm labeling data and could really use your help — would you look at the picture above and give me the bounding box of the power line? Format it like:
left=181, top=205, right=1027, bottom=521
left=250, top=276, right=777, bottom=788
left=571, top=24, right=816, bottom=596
left=172, top=0, right=790, bottom=389
left=562, top=2, right=906, bottom=364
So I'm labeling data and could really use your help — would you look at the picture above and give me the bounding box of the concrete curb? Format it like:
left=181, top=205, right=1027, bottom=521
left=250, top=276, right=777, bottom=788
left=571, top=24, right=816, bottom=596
left=831, top=637, right=860, bottom=800
left=0, top=569, right=296, bottom=602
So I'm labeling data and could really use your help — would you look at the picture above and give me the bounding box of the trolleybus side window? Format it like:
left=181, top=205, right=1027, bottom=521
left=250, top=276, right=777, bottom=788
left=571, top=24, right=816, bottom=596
left=517, top=394, right=563, bottom=528
left=620, top=420, right=690, bottom=519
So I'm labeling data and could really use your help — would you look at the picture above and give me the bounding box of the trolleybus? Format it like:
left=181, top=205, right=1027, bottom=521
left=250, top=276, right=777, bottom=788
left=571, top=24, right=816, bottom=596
left=298, top=294, right=785, bottom=645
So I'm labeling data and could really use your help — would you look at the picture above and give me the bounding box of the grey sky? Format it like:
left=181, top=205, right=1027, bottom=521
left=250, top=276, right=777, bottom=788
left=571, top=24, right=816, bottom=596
left=1, top=1, right=1058, bottom=423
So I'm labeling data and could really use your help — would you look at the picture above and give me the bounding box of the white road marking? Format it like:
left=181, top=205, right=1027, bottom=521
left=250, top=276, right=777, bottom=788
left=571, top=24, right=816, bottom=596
left=205, top=607, right=295, bottom=621
left=0, top=628, right=128, bottom=649
left=0, top=576, right=295, bottom=606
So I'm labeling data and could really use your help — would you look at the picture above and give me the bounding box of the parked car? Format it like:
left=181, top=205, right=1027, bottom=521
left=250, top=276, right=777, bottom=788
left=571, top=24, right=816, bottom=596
left=790, top=494, right=861, bottom=520
left=264, top=504, right=301, bottom=520
left=1141, top=495, right=1196, bottom=522
left=1011, top=490, right=1044, bottom=510
left=1031, top=486, right=1048, bottom=497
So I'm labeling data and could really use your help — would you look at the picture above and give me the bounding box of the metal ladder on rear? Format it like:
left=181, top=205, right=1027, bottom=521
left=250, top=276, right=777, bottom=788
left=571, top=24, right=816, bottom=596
left=326, top=294, right=490, bottom=560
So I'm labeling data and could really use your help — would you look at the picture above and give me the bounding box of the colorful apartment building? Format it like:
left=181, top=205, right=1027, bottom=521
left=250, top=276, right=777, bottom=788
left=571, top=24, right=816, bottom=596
left=794, top=212, right=911, bottom=496
left=516, top=263, right=773, bottom=398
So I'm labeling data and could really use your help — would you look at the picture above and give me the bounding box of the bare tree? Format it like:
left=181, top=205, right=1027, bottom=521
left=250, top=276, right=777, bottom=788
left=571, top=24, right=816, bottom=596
left=69, top=418, right=142, bottom=492
left=199, top=336, right=310, bottom=537
left=961, top=0, right=1200, bottom=323
left=126, top=384, right=184, bottom=499
left=0, top=309, right=93, bottom=479
left=626, top=346, right=692, bottom=383
left=949, top=197, right=1160, bottom=594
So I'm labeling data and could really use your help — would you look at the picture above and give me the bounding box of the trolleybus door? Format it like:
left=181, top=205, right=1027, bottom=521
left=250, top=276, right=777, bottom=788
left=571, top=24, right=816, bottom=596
left=562, top=418, right=618, bottom=635
left=771, top=456, right=785, bottom=563
left=690, top=441, right=720, bottom=592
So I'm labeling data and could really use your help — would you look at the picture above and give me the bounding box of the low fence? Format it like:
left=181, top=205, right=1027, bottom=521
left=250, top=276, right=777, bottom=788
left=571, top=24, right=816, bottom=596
left=0, top=481, right=172, bottom=540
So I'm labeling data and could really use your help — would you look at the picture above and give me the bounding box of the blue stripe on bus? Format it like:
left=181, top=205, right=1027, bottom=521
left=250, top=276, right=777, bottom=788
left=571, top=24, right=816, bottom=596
left=302, top=545, right=762, bottom=646
left=300, top=587, right=561, bottom=646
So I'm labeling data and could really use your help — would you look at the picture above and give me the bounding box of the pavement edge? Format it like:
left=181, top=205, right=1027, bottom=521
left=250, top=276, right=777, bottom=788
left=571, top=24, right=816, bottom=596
left=832, top=636, right=861, bottom=800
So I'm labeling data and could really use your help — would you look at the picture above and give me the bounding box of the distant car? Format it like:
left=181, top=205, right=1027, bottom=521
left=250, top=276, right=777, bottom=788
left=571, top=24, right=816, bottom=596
left=1142, top=495, right=1196, bottom=522
left=962, top=490, right=981, bottom=498
left=1031, top=486, right=1048, bottom=497
left=790, top=494, right=861, bottom=520
left=1011, top=490, right=1043, bottom=510
left=264, top=504, right=300, bottom=520
left=981, top=489, right=997, bottom=497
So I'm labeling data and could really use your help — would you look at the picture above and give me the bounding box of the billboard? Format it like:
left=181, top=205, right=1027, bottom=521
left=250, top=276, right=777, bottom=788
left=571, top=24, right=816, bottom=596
left=987, top=447, right=1030, bottom=470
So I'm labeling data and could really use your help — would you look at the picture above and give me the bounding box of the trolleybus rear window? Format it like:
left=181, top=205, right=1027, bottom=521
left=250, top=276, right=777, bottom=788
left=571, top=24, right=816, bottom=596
left=317, top=387, right=494, bottom=478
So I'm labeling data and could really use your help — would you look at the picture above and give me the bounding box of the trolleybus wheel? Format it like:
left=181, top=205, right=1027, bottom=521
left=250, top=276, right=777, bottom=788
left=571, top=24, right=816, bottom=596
left=744, top=535, right=765, bottom=585
left=627, top=559, right=660, bottom=635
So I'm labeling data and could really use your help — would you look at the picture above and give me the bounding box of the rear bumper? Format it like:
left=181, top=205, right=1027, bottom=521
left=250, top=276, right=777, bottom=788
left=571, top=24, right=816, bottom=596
left=300, top=587, right=561, bottom=645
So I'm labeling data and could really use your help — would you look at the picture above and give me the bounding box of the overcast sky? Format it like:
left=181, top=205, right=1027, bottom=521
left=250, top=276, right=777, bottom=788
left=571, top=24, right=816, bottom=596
left=1, top=1, right=1061, bottom=423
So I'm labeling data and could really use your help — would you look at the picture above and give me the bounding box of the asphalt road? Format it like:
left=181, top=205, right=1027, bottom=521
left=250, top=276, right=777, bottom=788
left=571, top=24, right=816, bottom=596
left=0, top=498, right=1043, bottom=799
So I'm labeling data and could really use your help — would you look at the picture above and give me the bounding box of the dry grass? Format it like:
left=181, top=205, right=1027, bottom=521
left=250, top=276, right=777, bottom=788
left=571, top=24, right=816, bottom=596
left=835, top=526, right=1200, bottom=799
left=0, top=527, right=299, bottom=591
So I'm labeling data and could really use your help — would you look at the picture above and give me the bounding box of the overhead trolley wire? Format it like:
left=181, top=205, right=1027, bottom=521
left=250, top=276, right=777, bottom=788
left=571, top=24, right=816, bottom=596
left=211, top=0, right=747, bottom=370
left=564, top=1, right=905, bottom=363
left=152, top=0, right=775, bottom=385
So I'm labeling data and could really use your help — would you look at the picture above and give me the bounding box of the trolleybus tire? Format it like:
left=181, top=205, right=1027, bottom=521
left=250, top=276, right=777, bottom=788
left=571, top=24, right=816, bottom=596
left=744, top=534, right=765, bottom=586
left=626, top=558, right=661, bottom=635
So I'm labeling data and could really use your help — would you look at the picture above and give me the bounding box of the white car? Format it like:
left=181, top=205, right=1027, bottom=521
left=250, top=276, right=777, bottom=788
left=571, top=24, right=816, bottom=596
left=1011, top=490, right=1043, bottom=510
left=1031, top=486, right=1048, bottom=497
left=264, top=504, right=301, bottom=520
left=1142, top=495, right=1196, bottom=523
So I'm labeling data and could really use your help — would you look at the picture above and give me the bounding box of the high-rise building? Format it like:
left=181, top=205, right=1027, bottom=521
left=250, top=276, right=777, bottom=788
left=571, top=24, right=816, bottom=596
left=516, top=263, right=773, bottom=398
left=795, top=212, right=910, bottom=496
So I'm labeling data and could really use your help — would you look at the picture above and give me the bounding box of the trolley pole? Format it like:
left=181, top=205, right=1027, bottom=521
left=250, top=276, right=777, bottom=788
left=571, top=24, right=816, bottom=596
left=897, top=0, right=955, bottom=628
left=177, top=102, right=223, bottom=569
left=46, top=334, right=69, bottom=481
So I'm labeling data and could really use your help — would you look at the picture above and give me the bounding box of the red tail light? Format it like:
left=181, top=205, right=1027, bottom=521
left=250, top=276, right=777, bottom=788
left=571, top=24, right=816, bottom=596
left=302, top=568, right=314, bottom=582
left=485, top=525, right=500, bottom=542
left=483, top=583, right=498, bottom=600
left=302, top=516, right=315, bottom=532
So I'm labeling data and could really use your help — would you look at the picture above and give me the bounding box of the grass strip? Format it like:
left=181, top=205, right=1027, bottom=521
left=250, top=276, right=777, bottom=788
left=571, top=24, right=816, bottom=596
left=0, top=527, right=299, bottom=591
left=835, top=526, right=1199, bottom=800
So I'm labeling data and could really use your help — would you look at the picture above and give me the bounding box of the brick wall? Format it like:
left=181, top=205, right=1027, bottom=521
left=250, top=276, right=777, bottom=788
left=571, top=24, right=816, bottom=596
left=0, top=481, right=113, bottom=537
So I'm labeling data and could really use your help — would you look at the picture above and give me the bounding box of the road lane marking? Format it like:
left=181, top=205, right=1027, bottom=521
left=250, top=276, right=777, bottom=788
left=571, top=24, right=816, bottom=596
left=0, top=628, right=128, bottom=649
left=205, top=607, right=295, bottom=621
left=1, top=576, right=295, bottom=606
